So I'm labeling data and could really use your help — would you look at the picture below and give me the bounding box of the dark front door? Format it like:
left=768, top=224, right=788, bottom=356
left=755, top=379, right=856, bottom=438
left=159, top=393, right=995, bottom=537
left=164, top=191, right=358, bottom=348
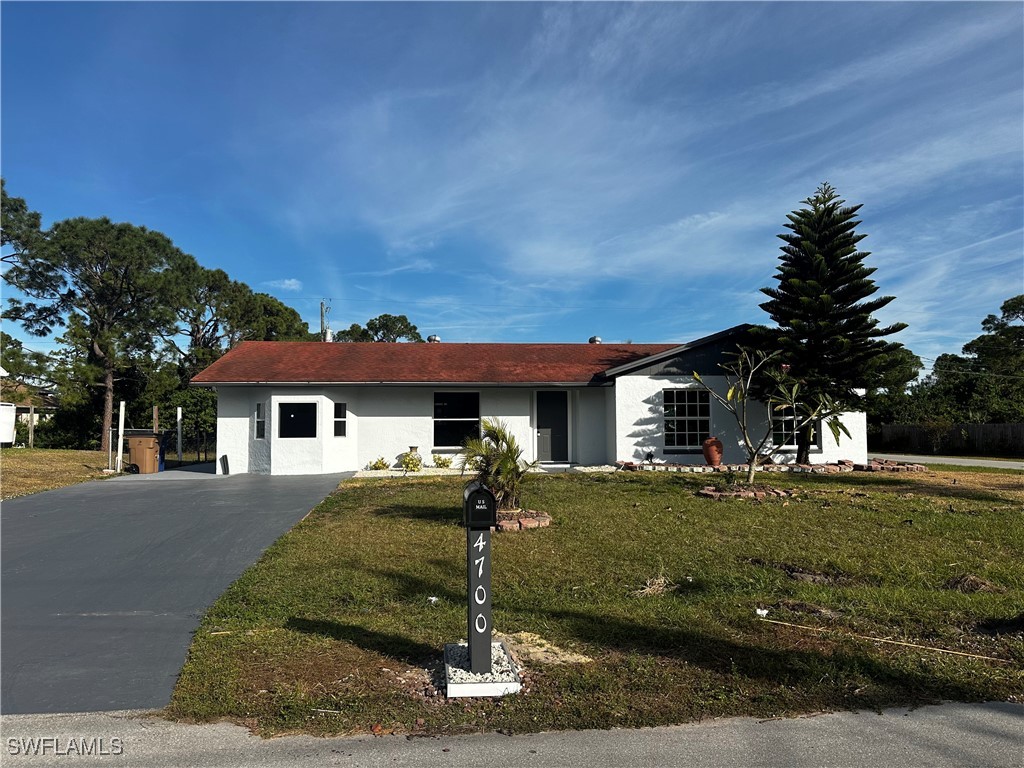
left=537, top=391, right=568, bottom=462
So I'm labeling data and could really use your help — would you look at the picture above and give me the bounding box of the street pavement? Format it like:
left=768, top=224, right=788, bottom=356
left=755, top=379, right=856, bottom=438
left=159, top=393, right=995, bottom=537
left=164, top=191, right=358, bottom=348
left=872, top=453, right=1024, bottom=470
left=1, top=467, right=350, bottom=715
left=1, top=702, right=1021, bottom=767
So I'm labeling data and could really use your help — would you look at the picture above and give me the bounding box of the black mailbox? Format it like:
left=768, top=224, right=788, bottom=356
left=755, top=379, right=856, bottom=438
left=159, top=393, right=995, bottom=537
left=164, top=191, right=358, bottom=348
left=463, top=481, right=497, bottom=529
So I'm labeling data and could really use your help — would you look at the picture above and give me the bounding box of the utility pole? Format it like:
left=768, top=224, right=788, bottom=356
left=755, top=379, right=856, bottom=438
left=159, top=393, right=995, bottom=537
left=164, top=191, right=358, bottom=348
left=320, top=299, right=332, bottom=342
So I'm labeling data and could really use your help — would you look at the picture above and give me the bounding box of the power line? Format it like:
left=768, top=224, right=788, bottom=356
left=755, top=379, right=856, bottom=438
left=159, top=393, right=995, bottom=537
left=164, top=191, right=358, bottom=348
left=919, top=356, right=1024, bottom=381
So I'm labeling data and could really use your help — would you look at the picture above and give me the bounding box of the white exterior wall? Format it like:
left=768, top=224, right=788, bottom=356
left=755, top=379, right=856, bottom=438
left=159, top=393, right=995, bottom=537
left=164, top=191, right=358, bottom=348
left=214, top=385, right=618, bottom=475
left=268, top=387, right=360, bottom=475
left=482, top=389, right=534, bottom=464
left=214, top=386, right=357, bottom=476
left=213, top=376, right=868, bottom=475
left=0, top=402, right=16, bottom=444
left=820, top=409, right=868, bottom=464
left=355, top=387, right=434, bottom=469
left=612, top=374, right=867, bottom=465
left=356, top=387, right=537, bottom=470
left=215, top=388, right=251, bottom=475
left=249, top=389, right=271, bottom=474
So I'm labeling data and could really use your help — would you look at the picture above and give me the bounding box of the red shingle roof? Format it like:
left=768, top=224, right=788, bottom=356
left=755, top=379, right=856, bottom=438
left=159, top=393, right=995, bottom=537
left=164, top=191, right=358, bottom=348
left=190, top=342, right=678, bottom=386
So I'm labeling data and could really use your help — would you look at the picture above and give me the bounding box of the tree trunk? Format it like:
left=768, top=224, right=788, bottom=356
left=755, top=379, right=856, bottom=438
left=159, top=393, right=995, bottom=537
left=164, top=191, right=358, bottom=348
left=796, top=424, right=812, bottom=465
left=101, top=365, right=114, bottom=454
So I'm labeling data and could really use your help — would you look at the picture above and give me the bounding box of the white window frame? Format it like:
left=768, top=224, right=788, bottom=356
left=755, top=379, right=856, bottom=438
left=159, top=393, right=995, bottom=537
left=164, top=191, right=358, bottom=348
left=663, top=388, right=710, bottom=452
left=333, top=402, right=347, bottom=437
left=771, top=405, right=821, bottom=451
left=433, top=391, right=480, bottom=449
left=255, top=402, right=266, bottom=440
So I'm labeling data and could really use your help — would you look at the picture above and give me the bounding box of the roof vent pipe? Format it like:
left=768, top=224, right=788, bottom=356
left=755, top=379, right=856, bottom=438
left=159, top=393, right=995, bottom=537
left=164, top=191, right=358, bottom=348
left=588, top=336, right=602, bottom=344
left=427, top=335, right=441, bottom=343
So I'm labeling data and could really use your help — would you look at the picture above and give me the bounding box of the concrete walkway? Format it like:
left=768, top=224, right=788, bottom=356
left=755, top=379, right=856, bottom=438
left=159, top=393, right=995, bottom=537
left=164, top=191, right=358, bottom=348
left=1, top=468, right=350, bottom=715
left=1, top=702, right=1020, bottom=767
left=872, top=453, right=1024, bottom=470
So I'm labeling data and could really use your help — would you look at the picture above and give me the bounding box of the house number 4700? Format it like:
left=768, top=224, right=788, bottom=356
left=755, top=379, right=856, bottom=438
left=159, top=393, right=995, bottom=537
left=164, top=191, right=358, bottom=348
left=472, top=532, right=489, bottom=634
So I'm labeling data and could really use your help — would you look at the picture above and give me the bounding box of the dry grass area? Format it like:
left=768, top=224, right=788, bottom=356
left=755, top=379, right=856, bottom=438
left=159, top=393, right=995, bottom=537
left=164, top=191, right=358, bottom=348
left=0, top=448, right=116, bottom=499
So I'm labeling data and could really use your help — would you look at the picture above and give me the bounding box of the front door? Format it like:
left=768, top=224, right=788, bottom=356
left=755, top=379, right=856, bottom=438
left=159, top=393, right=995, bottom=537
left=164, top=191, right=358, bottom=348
left=537, top=391, right=568, bottom=462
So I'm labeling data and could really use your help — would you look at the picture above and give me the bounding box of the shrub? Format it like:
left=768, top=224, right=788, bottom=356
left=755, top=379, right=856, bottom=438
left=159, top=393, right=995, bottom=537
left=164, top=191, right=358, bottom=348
left=432, top=454, right=453, bottom=469
left=368, top=457, right=390, bottom=471
left=459, top=418, right=535, bottom=510
left=400, top=451, right=423, bottom=473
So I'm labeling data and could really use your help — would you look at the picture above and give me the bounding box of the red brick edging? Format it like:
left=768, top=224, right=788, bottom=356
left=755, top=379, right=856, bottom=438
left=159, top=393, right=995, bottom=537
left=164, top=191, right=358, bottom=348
left=494, top=510, right=552, bottom=532
left=615, top=459, right=927, bottom=474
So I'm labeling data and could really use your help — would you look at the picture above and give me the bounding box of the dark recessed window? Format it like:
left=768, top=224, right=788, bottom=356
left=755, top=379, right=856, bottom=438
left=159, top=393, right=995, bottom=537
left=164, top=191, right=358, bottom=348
left=279, top=402, right=317, bottom=439
left=433, top=392, right=479, bottom=448
left=334, top=402, right=347, bottom=437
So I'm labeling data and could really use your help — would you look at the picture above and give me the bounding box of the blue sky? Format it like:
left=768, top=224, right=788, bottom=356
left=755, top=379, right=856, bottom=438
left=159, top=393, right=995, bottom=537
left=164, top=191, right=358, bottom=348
left=2, top=2, right=1022, bottom=373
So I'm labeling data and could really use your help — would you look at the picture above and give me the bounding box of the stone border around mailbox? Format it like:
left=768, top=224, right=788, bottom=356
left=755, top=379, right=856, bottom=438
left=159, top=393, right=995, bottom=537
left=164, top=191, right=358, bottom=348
left=495, top=510, right=552, bottom=532
left=444, top=641, right=522, bottom=698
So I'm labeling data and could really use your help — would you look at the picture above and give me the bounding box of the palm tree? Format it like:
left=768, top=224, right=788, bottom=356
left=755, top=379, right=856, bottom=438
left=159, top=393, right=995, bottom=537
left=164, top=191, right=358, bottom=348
left=459, top=418, right=535, bottom=511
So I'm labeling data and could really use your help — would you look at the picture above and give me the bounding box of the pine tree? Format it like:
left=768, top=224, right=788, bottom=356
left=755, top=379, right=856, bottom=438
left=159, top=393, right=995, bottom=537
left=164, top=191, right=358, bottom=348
left=759, top=182, right=907, bottom=462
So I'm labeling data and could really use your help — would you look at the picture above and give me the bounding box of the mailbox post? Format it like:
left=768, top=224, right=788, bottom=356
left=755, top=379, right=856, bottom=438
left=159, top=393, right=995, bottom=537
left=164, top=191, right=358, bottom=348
left=463, top=481, right=497, bottom=674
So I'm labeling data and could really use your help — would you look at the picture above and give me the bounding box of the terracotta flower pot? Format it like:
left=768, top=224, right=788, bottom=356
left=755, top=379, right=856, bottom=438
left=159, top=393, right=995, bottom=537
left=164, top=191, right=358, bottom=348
left=702, top=437, right=724, bottom=466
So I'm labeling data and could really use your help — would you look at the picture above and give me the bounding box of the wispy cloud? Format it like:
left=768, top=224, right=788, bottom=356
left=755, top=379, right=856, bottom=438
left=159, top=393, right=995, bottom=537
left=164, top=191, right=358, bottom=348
left=348, top=258, right=434, bottom=278
left=262, top=278, right=303, bottom=292
left=224, top=4, right=1021, bottom=347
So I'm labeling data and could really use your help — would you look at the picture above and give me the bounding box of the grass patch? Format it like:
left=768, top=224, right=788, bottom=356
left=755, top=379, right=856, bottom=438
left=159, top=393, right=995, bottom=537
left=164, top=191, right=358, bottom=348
left=167, top=467, right=1024, bottom=736
left=1, top=447, right=114, bottom=499
left=0, top=447, right=206, bottom=499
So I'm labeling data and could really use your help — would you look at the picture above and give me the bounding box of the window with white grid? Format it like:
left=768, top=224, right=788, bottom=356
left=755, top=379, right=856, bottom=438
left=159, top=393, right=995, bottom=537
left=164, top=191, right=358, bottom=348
left=664, top=389, right=710, bottom=450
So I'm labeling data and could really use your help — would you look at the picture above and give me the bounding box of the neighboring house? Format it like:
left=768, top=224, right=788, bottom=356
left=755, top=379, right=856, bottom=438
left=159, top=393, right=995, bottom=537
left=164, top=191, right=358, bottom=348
left=0, top=366, right=57, bottom=444
left=190, top=325, right=867, bottom=476
left=0, top=379, right=58, bottom=426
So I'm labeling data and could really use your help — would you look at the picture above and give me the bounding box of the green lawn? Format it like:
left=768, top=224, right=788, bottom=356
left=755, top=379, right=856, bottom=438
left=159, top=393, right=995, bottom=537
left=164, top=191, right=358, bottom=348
left=167, top=468, right=1024, bottom=736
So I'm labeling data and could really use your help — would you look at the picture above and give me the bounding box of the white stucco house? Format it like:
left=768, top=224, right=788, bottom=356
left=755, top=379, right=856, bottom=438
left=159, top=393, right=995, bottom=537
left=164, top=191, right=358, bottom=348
left=190, top=325, right=867, bottom=476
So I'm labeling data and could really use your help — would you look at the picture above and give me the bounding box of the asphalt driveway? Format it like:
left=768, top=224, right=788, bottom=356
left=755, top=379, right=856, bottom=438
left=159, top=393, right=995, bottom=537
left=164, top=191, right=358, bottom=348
left=1, top=466, right=350, bottom=715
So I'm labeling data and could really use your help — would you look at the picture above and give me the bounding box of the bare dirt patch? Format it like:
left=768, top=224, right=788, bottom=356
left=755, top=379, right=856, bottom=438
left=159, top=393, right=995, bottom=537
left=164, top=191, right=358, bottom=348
left=748, top=558, right=851, bottom=585
left=773, top=600, right=843, bottom=620
left=944, top=574, right=1006, bottom=594
left=501, top=632, right=593, bottom=665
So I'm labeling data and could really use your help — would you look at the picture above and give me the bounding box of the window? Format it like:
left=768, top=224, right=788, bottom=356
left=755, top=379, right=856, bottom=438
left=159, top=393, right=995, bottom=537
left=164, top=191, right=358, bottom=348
left=255, top=402, right=266, bottom=440
left=433, top=392, right=479, bottom=448
left=334, top=402, right=347, bottom=437
left=279, top=402, right=317, bottom=438
left=772, top=405, right=819, bottom=449
left=664, top=389, right=710, bottom=450
left=772, top=405, right=798, bottom=448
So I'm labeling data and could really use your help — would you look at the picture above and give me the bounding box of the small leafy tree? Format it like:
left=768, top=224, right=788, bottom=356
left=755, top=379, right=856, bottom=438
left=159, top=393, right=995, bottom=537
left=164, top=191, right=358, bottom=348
left=459, top=419, right=535, bottom=511
left=694, top=348, right=851, bottom=484
left=334, top=314, right=423, bottom=343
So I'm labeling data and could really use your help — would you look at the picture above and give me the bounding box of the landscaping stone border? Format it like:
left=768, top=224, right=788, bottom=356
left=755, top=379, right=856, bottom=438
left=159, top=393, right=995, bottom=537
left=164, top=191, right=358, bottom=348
left=616, top=458, right=928, bottom=474
left=696, top=486, right=798, bottom=501
left=857, top=458, right=929, bottom=472
left=495, top=510, right=552, bottom=532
